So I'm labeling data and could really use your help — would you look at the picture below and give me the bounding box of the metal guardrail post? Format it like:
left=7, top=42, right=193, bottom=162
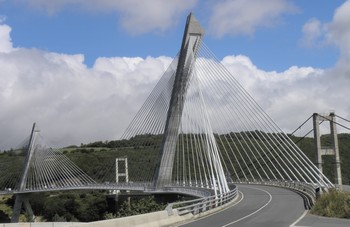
left=166, top=187, right=238, bottom=217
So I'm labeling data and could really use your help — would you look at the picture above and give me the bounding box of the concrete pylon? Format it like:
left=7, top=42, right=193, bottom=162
left=313, top=112, right=342, bottom=189
left=11, top=194, right=35, bottom=223
left=154, top=13, right=204, bottom=188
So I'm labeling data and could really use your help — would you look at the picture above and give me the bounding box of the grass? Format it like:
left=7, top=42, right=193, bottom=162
left=0, top=196, right=12, bottom=214
left=59, top=147, right=112, bottom=154
left=311, top=189, right=350, bottom=219
left=0, top=195, right=12, bottom=222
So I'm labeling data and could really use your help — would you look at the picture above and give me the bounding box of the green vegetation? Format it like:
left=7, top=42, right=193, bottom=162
left=0, top=132, right=349, bottom=222
left=61, top=134, right=162, bottom=182
left=116, top=196, right=166, bottom=217
left=290, top=133, right=350, bottom=185
left=77, top=132, right=350, bottom=183
left=0, top=196, right=11, bottom=223
left=30, top=191, right=108, bottom=222
left=0, top=191, right=166, bottom=222
left=2, top=133, right=349, bottom=185
left=311, top=189, right=350, bottom=218
left=0, top=154, right=24, bottom=191
left=64, top=147, right=159, bottom=183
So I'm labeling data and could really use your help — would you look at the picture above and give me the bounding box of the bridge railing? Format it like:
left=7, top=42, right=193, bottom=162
left=0, top=182, right=154, bottom=195
left=155, top=186, right=213, bottom=198
left=165, top=185, right=237, bottom=216
left=234, top=180, right=317, bottom=209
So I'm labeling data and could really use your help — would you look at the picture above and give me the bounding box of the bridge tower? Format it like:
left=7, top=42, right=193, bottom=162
left=11, top=123, right=38, bottom=223
left=154, top=13, right=205, bottom=188
left=313, top=112, right=342, bottom=188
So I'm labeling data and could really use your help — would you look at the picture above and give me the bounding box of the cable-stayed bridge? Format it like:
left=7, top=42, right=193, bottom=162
left=0, top=13, right=334, bottom=223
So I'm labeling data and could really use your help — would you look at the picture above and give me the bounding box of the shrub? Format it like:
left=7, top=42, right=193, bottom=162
left=311, top=189, right=350, bottom=219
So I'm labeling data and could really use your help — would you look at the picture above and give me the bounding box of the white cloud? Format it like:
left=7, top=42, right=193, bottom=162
left=1, top=48, right=348, bottom=151
left=326, top=0, right=350, bottom=63
left=0, top=25, right=172, bottom=149
left=208, top=0, right=296, bottom=37
left=301, top=1, right=350, bottom=61
left=1, top=1, right=350, bottom=150
left=295, top=1, right=350, bottom=127
left=221, top=55, right=350, bottom=134
left=189, top=56, right=325, bottom=134
left=301, top=18, right=323, bottom=47
left=19, top=0, right=198, bottom=34
left=0, top=23, right=14, bottom=53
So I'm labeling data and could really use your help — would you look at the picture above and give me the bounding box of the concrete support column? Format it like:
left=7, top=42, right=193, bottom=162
left=313, top=113, right=322, bottom=175
left=11, top=194, right=35, bottom=223
left=330, top=113, right=342, bottom=188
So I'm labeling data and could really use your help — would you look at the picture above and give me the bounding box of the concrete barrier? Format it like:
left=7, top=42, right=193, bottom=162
left=69, top=191, right=240, bottom=227
left=0, top=223, right=80, bottom=227
left=1, top=212, right=192, bottom=227
left=2, top=192, right=241, bottom=227
left=3, top=192, right=237, bottom=227
left=339, top=184, right=350, bottom=192
left=69, top=210, right=192, bottom=227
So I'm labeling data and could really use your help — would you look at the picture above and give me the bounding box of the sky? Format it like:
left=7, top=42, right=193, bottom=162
left=1, top=0, right=350, bottom=150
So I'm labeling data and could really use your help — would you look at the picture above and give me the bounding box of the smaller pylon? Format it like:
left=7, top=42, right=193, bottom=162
left=313, top=112, right=342, bottom=189
left=11, top=123, right=38, bottom=223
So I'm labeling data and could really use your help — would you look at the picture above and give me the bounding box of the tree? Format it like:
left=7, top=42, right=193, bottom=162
left=117, top=196, right=165, bottom=217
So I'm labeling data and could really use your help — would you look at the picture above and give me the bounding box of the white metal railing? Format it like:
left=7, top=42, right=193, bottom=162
left=165, top=185, right=237, bottom=216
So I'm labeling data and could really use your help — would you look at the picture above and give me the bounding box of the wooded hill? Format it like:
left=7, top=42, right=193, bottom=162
left=74, top=133, right=350, bottom=185
left=1, top=133, right=349, bottom=187
left=290, top=133, right=350, bottom=185
left=0, top=133, right=349, bottom=222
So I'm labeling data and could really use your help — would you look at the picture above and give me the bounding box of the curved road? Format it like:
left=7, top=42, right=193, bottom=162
left=181, top=184, right=306, bottom=227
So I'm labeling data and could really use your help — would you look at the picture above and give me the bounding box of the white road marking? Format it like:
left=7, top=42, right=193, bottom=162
left=289, top=210, right=309, bottom=227
left=234, top=191, right=244, bottom=207
left=222, top=186, right=273, bottom=227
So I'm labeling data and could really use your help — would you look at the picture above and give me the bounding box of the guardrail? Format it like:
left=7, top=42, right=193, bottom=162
left=165, top=185, right=237, bottom=216
left=234, top=180, right=317, bottom=209
left=1, top=182, right=153, bottom=195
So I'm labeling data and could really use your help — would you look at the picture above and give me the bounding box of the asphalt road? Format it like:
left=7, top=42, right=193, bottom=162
left=294, top=213, right=350, bottom=227
left=181, top=184, right=306, bottom=227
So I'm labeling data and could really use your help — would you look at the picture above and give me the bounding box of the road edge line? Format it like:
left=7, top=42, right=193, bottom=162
left=289, top=210, right=308, bottom=227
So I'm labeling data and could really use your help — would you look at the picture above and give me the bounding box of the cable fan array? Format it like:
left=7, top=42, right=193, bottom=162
left=120, top=41, right=334, bottom=190
left=0, top=137, right=30, bottom=192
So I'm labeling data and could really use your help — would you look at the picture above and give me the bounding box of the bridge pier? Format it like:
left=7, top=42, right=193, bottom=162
left=11, top=194, right=35, bottom=223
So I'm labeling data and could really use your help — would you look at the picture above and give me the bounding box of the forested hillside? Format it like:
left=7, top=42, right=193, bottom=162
left=77, top=133, right=350, bottom=184
left=0, top=133, right=349, bottom=222
left=289, top=133, right=350, bottom=185
left=2, top=133, right=347, bottom=187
